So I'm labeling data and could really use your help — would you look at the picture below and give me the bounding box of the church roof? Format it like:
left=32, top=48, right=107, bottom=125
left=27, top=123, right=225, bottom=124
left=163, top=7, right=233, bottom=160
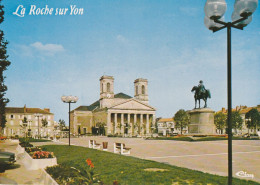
left=72, top=93, right=132, bottom=112
left=114, top=92, right=132, bottom=99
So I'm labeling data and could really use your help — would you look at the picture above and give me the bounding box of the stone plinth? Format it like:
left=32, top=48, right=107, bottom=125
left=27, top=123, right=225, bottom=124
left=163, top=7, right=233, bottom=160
left=188, top=108, right=216, bottom=135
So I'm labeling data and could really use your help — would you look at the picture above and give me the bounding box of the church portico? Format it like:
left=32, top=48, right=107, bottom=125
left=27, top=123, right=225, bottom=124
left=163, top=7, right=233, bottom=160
left=107, top=110, right=155, bottom=136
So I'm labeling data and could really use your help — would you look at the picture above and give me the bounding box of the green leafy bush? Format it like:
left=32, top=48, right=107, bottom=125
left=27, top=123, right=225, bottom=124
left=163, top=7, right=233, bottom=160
left=25, top=146, right=41, bottom=153
left=19, top=141, right=33, bottom=147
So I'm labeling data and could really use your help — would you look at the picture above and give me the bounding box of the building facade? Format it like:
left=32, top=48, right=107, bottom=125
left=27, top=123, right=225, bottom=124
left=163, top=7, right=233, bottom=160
left=157, top=118, right=188, bottom=136
left=71, top=76, right=156, bottom=136
left=4, top=105, right=56, bottom=138
left=218, top=105, right=260, bottom=134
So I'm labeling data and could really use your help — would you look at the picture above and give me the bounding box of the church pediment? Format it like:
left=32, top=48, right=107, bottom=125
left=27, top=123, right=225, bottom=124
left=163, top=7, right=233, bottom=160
left=110, top=99, right=155, bottom=111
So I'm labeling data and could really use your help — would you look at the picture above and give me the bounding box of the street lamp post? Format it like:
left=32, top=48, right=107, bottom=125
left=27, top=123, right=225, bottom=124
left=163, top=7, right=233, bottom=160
left=61, top=95, right=79, bottom=146
left=204, top=0, right=258, bottom=184
left=35, top=113, right=42, bottom=139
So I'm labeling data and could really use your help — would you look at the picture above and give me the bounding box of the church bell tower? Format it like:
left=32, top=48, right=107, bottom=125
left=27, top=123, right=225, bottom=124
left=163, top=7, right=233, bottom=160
left=100, top=75, right=114, bottom=108
left=134, top=78, right=148, bottom=104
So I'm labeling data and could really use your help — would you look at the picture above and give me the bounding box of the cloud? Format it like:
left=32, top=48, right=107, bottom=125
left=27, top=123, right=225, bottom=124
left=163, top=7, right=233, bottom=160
left=116, top=35, right=128, bottom=43
left=12, top=45, right=34, bottom=58
left=12, top=42, right=65, bottom=59
left=30, top=42, right=65, bottom=55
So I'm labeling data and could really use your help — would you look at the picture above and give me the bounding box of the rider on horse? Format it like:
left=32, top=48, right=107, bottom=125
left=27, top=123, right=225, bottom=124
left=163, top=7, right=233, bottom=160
left=198, top=80, right=206, bottom=96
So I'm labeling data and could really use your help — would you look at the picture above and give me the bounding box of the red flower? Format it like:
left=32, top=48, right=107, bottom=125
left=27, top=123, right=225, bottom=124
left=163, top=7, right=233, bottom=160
left=86, top=158, right=92, bottom=165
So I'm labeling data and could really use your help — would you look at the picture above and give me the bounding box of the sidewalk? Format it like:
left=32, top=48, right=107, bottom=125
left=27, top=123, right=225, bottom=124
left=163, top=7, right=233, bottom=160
left=0, top=140, right=43, bottom=185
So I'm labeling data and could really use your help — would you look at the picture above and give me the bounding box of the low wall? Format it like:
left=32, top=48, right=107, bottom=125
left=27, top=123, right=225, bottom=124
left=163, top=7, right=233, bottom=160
left=16, top=144, right=25, bottom=154
left=38, top=168, right=59, bottom=185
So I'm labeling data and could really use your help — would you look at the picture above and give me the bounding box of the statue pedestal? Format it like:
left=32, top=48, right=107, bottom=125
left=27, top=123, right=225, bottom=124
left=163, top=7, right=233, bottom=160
left=188, top=108, right=216, bottom=135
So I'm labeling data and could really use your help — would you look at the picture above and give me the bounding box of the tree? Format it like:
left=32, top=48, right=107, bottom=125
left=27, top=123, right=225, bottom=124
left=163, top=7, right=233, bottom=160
left=174, top=109, right=190, bottom=135
left=21, top=117, right=28, bottom=138
left=245, top=108, right=260, bottom=135
left=155, top=117, right=161, bottom=134
left=58, top=119, right=66, bottom=131
left=41, top=118, right=48, bottom=138
left=0, top=1, right=11, bottom=134
left=231, top=111, right=243, bottom=134
left=214, top=112, right=226, bottom=134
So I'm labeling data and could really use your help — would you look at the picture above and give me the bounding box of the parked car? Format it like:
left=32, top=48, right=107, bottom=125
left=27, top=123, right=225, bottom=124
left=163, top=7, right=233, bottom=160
left=0, top=150, right=16, bottom=172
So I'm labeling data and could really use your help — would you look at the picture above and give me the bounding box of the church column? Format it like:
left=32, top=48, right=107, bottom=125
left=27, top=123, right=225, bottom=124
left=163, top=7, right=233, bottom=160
left=146, top=114, right=149, bottom=134
left=134, top=114, right=137, bottom=135
left=114, top=113, right=117, bottom=134
left=140, top=114, right=143, bottom=134
left=107, top=112, right=111, bottom=135
left=152, top=114, right=156, bottom=129
left=121, top=113, right=124, bottom=134
left=127, top=114, right=131, bottom=135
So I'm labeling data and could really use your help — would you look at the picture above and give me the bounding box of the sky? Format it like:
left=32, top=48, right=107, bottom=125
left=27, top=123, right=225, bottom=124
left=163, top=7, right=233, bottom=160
left=1, top=0, right=260, bottom=125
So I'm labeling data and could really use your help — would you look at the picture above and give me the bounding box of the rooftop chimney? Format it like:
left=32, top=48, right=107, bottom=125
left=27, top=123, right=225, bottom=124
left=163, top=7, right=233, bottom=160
left=44, top=108, right=50, bottom=113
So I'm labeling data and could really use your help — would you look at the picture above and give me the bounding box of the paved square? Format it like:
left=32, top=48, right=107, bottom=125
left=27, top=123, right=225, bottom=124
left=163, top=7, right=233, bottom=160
left=58, top=137, right=260, bottom=183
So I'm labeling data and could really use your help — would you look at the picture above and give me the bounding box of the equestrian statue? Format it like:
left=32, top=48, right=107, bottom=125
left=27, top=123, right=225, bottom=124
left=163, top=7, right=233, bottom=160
left=191, top=80, right=211, bottom=109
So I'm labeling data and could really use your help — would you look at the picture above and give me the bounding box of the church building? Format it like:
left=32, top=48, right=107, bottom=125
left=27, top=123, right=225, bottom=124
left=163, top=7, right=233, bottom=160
left=70, top=76, right=156, bottom=136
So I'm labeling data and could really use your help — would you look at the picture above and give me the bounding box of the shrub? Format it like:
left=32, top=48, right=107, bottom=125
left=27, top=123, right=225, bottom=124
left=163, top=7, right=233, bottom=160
left=20, top=141, right=33, bottom=147
left=25, top=147, right=41, bottom=153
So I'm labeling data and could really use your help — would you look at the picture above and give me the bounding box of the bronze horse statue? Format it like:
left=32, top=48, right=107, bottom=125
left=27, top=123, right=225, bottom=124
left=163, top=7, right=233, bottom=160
left=191, top=86, right=211, bottom=109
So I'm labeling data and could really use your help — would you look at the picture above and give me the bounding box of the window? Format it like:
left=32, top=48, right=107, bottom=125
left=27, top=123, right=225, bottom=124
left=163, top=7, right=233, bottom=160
left=136, top=86, right=138, bottom=95
left=142, top=85, right=145, bottom=95
left=107, top=82, right=110, bottom=92
left=102, top=83, right=104, bottom=92
left=10, top=115, right=14, bottom=119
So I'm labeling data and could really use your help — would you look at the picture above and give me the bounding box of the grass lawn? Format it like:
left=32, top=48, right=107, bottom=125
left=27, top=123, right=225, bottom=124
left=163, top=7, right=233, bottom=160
left=146, top=136, right=259, bottom=142
left=42, top=145, right=259, bottom=185
left=19, top=138, right=50, bottom=142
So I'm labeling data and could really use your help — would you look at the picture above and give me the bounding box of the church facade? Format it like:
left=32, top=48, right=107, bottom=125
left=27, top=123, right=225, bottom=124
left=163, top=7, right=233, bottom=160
left=70, top=76, right=156, bottom=136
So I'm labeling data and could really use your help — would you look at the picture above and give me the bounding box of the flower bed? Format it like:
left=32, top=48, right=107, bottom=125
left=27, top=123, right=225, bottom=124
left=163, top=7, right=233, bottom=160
left=0, top=136, right=7, bottom=140
left=22, top=151, right=57, bottom=170
left=32, top=151, right=54, bottom=159
left=18, top=142, right=57, bottom=170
